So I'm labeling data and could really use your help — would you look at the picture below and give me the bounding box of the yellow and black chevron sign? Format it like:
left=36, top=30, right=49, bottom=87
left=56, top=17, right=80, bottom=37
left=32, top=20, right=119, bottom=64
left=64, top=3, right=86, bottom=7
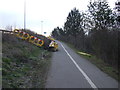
left=13, top=29, right=58, bottom=51
left=13, top=29, right=44, bottom=47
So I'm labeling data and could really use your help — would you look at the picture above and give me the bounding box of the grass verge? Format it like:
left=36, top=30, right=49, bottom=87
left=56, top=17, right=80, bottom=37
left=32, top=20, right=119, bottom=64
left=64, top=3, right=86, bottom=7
left=2, top=33, right=52, bottom=88
left=65, top=42, right=119, bottom=81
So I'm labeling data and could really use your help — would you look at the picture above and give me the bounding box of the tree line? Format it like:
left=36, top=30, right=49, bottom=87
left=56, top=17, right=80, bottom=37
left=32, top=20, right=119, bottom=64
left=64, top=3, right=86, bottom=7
left=52, top=0, right=120, bottom=69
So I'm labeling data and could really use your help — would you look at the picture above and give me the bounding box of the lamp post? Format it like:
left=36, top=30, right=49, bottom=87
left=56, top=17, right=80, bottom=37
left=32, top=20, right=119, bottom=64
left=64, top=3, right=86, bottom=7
left=24, top=0, right=26, bottom=30
left=41, top=21, right=43, bottom=34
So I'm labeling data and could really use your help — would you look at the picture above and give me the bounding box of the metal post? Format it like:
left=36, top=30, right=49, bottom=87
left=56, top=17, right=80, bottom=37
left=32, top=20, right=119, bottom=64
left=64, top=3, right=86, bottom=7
left=0, top=29, right=2, bottom=89
left=24, top=0, right=26, bottom=30
left=41, top=21, right=43, bottom=34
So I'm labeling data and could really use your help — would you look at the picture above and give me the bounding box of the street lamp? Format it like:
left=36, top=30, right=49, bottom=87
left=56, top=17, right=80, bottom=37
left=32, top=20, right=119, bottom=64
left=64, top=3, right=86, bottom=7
left=41, top=21, right=43, bottom=34
left=24, top=0, right=26, bottom=30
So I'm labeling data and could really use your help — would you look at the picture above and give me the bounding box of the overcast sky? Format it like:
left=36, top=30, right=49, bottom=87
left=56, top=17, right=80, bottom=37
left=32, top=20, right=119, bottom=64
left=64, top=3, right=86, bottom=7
left=0, top=0, right=116, bottom=36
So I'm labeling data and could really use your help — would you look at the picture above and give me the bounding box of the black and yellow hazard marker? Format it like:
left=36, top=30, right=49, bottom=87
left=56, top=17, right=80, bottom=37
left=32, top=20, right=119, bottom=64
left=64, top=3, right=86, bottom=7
left=13, top=29, right=20, bottom=36
left=22, top=33, right=30, bottom=40
left=18, top=31, right=24, bottom=38
left=37, top=39, right=44, bottom=47
left=12, top=29, right=57, bottom=49
left=29, top=36, right=35, bottom=43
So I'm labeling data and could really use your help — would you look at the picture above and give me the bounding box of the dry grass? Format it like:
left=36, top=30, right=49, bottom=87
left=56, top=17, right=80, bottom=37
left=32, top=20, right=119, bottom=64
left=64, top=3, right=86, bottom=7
left=2, top=31, right=52, bottom=88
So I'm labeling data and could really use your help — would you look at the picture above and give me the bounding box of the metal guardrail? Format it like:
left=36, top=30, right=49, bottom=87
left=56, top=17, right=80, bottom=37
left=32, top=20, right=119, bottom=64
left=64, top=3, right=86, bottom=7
left=0, top=29, right=12, bottom=33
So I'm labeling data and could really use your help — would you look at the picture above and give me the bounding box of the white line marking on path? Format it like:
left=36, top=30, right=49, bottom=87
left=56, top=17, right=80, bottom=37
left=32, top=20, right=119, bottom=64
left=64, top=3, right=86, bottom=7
left=60, top=43, right=98, bottom=90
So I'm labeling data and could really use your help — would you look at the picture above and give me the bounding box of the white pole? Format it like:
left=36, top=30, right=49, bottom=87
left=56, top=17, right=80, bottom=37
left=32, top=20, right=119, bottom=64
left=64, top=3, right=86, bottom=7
left=24, top=0, right=26, bottom=30
left=41, top=21, right=43, bottom=34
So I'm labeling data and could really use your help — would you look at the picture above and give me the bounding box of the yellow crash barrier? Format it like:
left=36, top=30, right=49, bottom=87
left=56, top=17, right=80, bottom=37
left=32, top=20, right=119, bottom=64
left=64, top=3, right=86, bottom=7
left=18, top=31, right=25, bottom=39
left=13, top=29, right=20, bottom=36
left=22, top=33, right=30, bottom=40
left=13, top=29, right=30, bottom=40
left=37, top=39, right=44, bottom=47
left=47, top=36, right=55, bottom=41
left=29, top=36, right=44, bottom=47
left=13, top=29, right=58, bottom=49
left=29, top=36, right=35, bottom=43
left=34, top=37, right=38, bottom=45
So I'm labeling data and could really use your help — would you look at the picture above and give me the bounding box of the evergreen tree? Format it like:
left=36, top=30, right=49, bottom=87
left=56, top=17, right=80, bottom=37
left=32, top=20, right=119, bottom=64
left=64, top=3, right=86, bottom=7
left=64, top=8, right=83, bottom=37
left=115, top=1, right=120, bottom=26
left=52, top=27, right=64, bottom=40
left=52, top=27, right=59, bottom=39
left=88, top=0, right=115, bottom=29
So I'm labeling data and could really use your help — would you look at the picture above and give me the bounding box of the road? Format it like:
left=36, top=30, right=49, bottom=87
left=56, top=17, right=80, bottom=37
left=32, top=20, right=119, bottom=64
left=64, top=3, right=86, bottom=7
left=45, top=41, right=118, bottom=89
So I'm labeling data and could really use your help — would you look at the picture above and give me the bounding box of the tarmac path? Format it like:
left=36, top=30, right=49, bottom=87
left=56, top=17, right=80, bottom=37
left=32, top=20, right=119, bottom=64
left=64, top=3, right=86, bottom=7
left=46, top=41, right=118, bottom=89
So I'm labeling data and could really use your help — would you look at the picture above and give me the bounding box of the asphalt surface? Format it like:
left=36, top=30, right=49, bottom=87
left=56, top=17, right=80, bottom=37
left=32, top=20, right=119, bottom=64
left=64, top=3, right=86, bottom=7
left=45, top=41, right=118, bottom=89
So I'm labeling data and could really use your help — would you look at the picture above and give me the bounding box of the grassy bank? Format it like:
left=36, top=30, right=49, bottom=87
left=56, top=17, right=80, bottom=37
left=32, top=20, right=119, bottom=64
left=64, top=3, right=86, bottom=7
left=2, top=33, right=52, bottom=88
left=65, top=42, right=119, bottom=81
